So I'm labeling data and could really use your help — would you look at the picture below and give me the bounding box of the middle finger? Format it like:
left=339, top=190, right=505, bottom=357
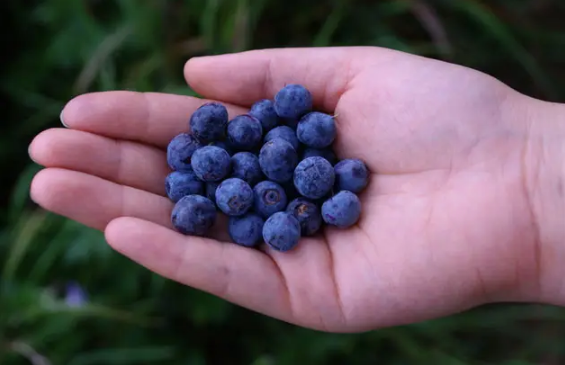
left=29, top=128, right=170, bottom=196
left=60, top=91, right=248, bottom=149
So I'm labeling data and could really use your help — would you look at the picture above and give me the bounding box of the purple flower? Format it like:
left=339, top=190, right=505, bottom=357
left=65, top=281, right=88, bottom=307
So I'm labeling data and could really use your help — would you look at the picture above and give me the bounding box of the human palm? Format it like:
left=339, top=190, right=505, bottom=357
left=29, top=47, right=538, bottom=332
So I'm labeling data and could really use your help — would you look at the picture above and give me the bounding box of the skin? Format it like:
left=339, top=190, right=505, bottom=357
left=28, top=47, right=565, bottom=333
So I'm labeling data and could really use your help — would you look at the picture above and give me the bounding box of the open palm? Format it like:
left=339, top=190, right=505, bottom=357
left=29, top=47, right=539, bottom=332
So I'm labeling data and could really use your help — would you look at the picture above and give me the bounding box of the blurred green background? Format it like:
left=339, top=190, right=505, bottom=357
left=2, top=0, right=565, bottom=364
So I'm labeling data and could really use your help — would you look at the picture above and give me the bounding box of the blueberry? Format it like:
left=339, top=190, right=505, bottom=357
left=293, top=156, right=335, bottom=199
left=215, top=178, right=254, bottom=216
left=303, top=147, right=337, bottom=165
left=208, top=140, right=233, bottom=155
left=274, top=84, right=312, bottom=120
left=189, top=102, right=228, bottom=142
left=191, top=146, right=231, bottom=182
left=321, top=191, right=361, bottom=228
left=206, top=182, right=220, bottom=204
left=259, top=138, right=298, bottom=183
left=334, top=159, right=370, bottom=193
left=171, top=195, right=216, bottom=236
left=227, top=115, right=263, bottom=151
left=286, top=198, right=322, bottom=236
left=264, top=126, right=299, bottom=151
left=297, top=112, right=336, bottom=148
left=262, top=212, right=301, bottom=252
left=165, top=169, right=204, bottom=202
left=228, top=213, right=265, bottom=247
left=231, top=152, right=263, bottom=187
left=253, top=181, right=287, bottom=218
left=166, top=133, right=202, bottom=172
left=249, top=99, right=279, bottom=132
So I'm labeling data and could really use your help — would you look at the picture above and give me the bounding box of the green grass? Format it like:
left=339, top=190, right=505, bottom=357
left=2, top=0, right=565, bottom=364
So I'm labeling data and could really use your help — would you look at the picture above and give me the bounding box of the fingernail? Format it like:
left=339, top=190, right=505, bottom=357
left=28, top=144, right=37, bottom=164
left=60, top=109, right=69, bottom=128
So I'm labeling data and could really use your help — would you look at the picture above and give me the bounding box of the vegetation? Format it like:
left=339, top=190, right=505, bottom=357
left=2, top=0, right=565, bottom=363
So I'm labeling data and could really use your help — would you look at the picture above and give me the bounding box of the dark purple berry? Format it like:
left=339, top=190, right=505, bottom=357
left=172, top=195, right=216, bottom=236
left=259, top=138, right=298, bottom=183
left=215, top=178, right=254, bottom=216
left=334, top=159, right=370, bottom=193
left=249, top=99, right=279, bottom=132
left=165, top=168, right=204, bottom=202
left=191, top=146, right=231, bottom=182
left=253, top=181, right=287, bottom=218
left=227, top=115, right=263, bottom=151
left=166, top=133, right=202, bottom=172
left=322, top=191, right=361, bottom=228
left=297, top=112, right=336, bottom=149
left=286, top=198, right=322, bottom=236
left=265, top=126, right=299, bottom=151
left=229, top=213, right=265, bottom=247
left=262, top=212, right=301, bottom=252
left=274, top=84, right=312, bottom=120
left=293, top=156, right=335, bottom=199
left=231, top=152, right=263, bottom=187
left=189, top=102, right=228, bottom=142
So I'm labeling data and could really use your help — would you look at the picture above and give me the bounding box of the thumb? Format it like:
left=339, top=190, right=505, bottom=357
left=183, top=47, right=372, bottom=112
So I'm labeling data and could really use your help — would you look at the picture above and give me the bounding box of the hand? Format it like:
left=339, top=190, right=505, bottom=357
left=28, top=47, right=556, bottom=332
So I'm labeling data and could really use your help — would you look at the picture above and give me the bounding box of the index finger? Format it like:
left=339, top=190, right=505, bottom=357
left=61, top=91, right=247, bottom=148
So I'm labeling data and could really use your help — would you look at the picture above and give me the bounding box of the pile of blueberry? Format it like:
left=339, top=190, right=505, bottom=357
left=166, top=84, right=369, bottom=252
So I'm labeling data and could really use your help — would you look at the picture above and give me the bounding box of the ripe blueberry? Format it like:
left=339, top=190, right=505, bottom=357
left=231, top=152, right=263, bottom=187
left=259, top=138, right=298, bottom=183
left=189, top=102, right=228, bottom=142
left=293, top=156, right=335, bottom=199
left=334, top=159, right=370, bottom=193
left=165, top=169, right=204, bottom=202
left=262, top=212, right=301, bottom=252
left=286, top=198, right=322, bottom=236
left=264, top=126, right=299, bottom=151
left=227, top=115, right=263, bottom=151
left=249, top=99, right=279, bottom=132
left=253, top=181, right=287, bottom=218
left=321, top=191, right=361, bottom=228
left=166, top=133, right=202, bottom=172
left=274, top=84, right=312, bottom=120
left=191, top=146, right=231, bottom=182
left=171, top=195, right=216, bottom=236
left=297, top=112, right=336, bottom=148
left=228, top=213, right=265, bottom=247
left=215, top=178, right=254, bottom=216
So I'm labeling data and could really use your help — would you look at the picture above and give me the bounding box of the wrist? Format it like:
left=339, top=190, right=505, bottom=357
left=518, top=95, right=565, bottom=305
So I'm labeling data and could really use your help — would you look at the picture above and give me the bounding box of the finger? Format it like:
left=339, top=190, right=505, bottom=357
left=105, top=216, right=293, bottom=322
left=29, top=128, right=169, bottom=196
left=184, top=47, right=371, bottom=111
left=30, top=168, right=172, bottom=230
left=31, top=168, right=231, bottom=241
left=61, top=91, right=248, bottom=148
